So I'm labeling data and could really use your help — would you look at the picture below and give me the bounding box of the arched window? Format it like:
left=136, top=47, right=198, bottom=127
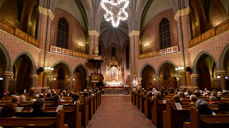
left=57, top=18, right=68, bottom=48
left=112, top=47, right=116, bottom=57
left=159, top=18, right=171, bottom=49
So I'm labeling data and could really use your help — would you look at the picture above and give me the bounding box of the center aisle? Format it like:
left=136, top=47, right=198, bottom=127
left=88, top=95, right=156, bottom=128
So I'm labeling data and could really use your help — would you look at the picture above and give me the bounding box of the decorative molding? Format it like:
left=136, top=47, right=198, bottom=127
left=191, top=74, right=199, bottom=78
left=38, top=6, right=54, bottom=20
left=129, top=30, right=140, bottom=37
left=139, top=45, right=179, bottom=59
left=49, top=45, right=90, bottom=59
left=174, top=7, right=190, bottom=21
left=88, top=30, right=100, bottom=37
left=0, top=21, right=40, bottom=48
left=30, top=74, right=38, bottom=79
left=4, top=71, right=13, bottom=76
left=190, top=19, right=229, bottom=48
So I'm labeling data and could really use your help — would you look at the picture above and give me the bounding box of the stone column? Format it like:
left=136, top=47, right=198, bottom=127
left=191, top=74, right=199, bottom=88
left=174, top=7, right=192, bottom=86
left=129, top=31, right=140, bottom=83
left=174, top=7, right=191, bottom=50
left=3, top=71, right=13, bottom=92
left=88, top=30, right=100, bottom=55
left=216, top=70, right=226, bottom=91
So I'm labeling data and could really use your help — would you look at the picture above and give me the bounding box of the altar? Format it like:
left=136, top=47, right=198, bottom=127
left=104, top=57, right=123, bottom=88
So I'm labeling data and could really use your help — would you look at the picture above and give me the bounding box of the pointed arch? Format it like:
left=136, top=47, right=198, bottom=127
left=192, top=51, right=217, bottom=74
left=74, top=64, right=89, bottom=78
left=51, top=60, right=72, bottom=76
left=219, top=43, right=229, bottom=70
left=0, top=43, right=11, bottom=71
left=157, top=60, right=177, bottom=76
left=13, top=51, right=36, bottom=74
left=139, top=63, right=156, bottom=78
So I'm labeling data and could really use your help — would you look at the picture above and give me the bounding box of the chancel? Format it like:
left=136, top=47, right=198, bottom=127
left=0, top=0, right=229, bottom=128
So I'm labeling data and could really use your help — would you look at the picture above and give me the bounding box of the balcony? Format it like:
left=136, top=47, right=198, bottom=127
left=0, top=20, right=39, bottom=48
left=190, top=19, right=229, bottom=48
left=49, top=45, right=90, bottom=59
left=139, top=45, right=179, bottom=59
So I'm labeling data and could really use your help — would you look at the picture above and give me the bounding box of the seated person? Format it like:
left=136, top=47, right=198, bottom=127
left=11, top=96, right=20, bottom=106
left=190, top=95, right=197, bottom=105
left=0, top=103, right=17, bottom=117
left=196, top=99, right=212, bottom=115
left=217, top=102, right=229, bottom=114
left=173, top=95, right=182, bottom=104
left=20, top=94, right=26, bottom=102
left=209, top=96, right=218, bottom=105
left=30, top=99, right=54, bottom=117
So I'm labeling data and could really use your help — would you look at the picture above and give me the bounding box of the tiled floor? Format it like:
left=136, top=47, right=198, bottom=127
left=88, top=96, right=156, bottom=128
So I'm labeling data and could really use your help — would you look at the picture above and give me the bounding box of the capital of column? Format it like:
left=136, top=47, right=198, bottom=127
left=38, top=6, right=54, bottom=20
left=216, top=70, right=226, bottom=76
left=4, top=71, right=13, bottom=76
left=129, top=30, right=140, bottom=37
left=30, top=74, right=38, bottom=79
left=191, top=74, right=199, bottom=79
left=88, top=30, right=100, bottom=37
left=174, top=7, right=190, bottom=21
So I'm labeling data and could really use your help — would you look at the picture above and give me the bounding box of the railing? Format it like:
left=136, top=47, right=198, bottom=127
left=49, top=45, right=90, bottom=59
left=0, top=20, right=39, bottom=48
left=190, top=19, right=229, bottom=48
left=139, top=45, right=179, bottom=59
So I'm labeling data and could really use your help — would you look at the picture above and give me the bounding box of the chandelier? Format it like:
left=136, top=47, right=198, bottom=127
left=101, top=0, right=129, bottom=27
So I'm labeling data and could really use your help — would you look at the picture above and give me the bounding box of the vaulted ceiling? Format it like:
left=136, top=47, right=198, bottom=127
left=48, top=0, right=179, bottom=50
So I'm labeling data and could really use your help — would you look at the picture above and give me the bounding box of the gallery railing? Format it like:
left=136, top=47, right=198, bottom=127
left=0, top=20, right=39, bottom=48
left=190, top=19, right=229, bottom=48
left=49, top=45, right=90, bottom=59
left=139, top=45, right=179, bottom=59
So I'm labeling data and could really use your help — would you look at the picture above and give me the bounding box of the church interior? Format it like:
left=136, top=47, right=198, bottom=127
left=0, top=0, right=229, bottom=127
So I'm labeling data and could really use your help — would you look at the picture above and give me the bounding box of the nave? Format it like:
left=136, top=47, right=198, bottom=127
left=88, top=96, right=155, bottom=128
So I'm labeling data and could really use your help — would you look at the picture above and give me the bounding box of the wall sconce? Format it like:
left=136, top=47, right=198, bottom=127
left=44, top=67, right=54, bottom=72
left=175, top=67, right=184, bottom=71
left=53, top=78, right=56, bottom=80
left=78, top=42, right=85, bottom=47
left=143, top=43, right=150, bottom=47
left=225, top=76, right=229, bottom=79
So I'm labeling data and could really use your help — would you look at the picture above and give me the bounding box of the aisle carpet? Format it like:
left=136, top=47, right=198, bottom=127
left=88, top=96, right=156, bottom=128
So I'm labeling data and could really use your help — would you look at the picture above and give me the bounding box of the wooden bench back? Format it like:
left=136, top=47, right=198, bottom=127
left=0, top=110, right=65, bottom=128
left=183, top=108, right=229, bottom=128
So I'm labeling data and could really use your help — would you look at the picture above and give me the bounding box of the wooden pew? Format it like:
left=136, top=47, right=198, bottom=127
left=132, top=91, right=136, bottom=105
left=183, top=108, right=229, bottom=128
left=144, top=97, right=150, bottom=118
left=93, top=94, right=97, bottom=113
left=0, top=110, right=66, bottom=128
left=89, top=95, right=94, bottom=120
left=136, top=92, right=139, bottom=108
left=139, top=93, right=144, bottom=112
left=79, top=97, right=89, bottom=128
left=151, top=99, right=166, bottom=128
left=162, top=101, right=191, bottom=128
left=17, top=102, right=82, bottom=128
left=63, top=103, right=82, bottom=128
